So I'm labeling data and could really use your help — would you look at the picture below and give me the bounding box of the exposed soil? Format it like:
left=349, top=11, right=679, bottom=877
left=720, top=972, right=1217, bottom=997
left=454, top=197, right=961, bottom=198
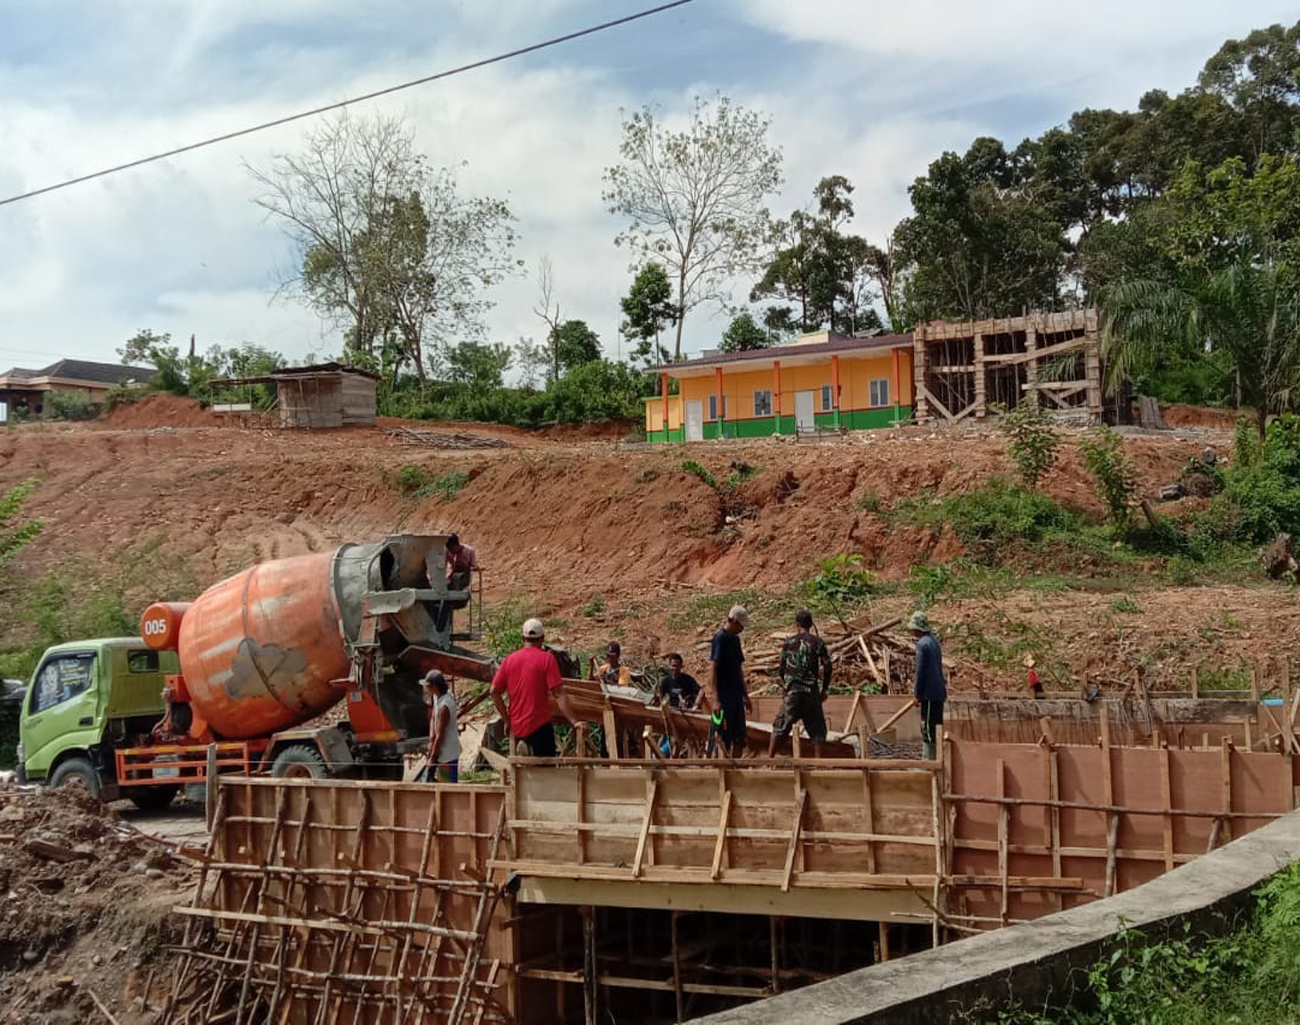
left=102, top=394, right=225, bottom=430
left=0, top=783, right=195, bottom=1024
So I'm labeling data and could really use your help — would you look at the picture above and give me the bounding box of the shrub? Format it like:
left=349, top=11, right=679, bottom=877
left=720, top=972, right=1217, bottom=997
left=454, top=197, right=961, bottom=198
left=808, top=553, right=875, bottom=607
left=1078, top=426, right=1139, bottom=528
left=1000, top=401, right=1060, bottom=487
left=1218, top=415, right=1300, bottom=543
left=414, top=471, right=470, bottom=503
left=0, top=478, right=42, bottom=569
left=895, top=479, right=1083, bottom=551
left=390, top=464, right=433, bottom=494
left=681, top=460, right=718, bottom=489
left=42, top=389, right=100, bottom=421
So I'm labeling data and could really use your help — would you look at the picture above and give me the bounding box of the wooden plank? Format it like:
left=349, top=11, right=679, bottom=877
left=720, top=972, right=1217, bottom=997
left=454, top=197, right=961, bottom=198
left=861, top=768, right=877, bottom=875
left=710, top=788, right=732, bottom=881
left=1221, top=739, right=1233, bottom=843
left=780, top=789, right=808, bottom=893
left=996, top=759, right=1008, bottom=924
left=1159, top=747, right=1174, bottom=872
left=632, top=778, right=658, bottom=878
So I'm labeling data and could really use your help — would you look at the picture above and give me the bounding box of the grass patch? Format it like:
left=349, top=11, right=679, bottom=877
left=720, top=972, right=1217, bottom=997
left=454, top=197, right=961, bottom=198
left=414, top=471, right=470, bottom=503
left=581, top=594, right=606, bottom=619
left=1109, top=595, right=1143, bottom=614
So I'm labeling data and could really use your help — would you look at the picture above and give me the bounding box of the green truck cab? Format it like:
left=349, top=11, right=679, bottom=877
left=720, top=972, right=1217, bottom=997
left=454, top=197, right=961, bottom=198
left=17, top=637, right=180, bottom=809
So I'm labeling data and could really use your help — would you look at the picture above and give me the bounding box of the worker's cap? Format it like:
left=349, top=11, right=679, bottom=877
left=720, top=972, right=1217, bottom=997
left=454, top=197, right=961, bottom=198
left=606, top=641, right=621, bottom=655
left=422, top=670, right=447, bottom=689
left=522, top=618, right=546, bottom=640
left=907, top=610, right=932, bottom=633
left=728, top=605, right=751, bottom=627
left=1023, top=654, right=1036, bottom=668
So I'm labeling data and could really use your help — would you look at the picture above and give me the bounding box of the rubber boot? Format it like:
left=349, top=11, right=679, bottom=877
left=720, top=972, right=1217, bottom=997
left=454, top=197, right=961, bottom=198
left=922, top=741, right=936, bottom=761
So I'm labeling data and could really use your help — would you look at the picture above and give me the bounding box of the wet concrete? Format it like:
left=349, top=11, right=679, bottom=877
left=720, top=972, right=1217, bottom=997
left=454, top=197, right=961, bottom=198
left=690, top=808, right=1300, bottom=1024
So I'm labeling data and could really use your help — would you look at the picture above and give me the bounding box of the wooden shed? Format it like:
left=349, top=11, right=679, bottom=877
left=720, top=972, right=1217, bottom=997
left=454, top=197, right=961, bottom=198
left=213, top=362, right=379, bottom=428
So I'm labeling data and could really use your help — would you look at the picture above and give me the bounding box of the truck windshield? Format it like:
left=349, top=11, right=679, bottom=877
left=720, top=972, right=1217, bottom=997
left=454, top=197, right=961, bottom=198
left=30, top=653, right=95, bottom=714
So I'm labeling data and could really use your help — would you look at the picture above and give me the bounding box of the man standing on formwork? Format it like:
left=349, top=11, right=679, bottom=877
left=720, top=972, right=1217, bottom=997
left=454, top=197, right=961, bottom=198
left=767, top=610, right=832, bottom=758
left=491, top=618, right=583, bottom=758
left=909, top=611, right=947, bottom=761
left=706, top=605, right=752, bottom=758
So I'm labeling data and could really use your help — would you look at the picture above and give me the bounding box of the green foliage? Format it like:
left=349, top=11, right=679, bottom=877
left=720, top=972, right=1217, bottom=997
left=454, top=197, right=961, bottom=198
left=0, top=479, right=43, bottom=570
left=985, top=862, right=1300, bottom=1025
left=414, top=471, right=469, bottom=503
left=442, top=342, right=512, bottom=390
left=681, top=460, right=718, bottom=489
left=807, top=553, right=875, bottom=607
left=42, top=390, right=100, bottom=422
left=482, top=599, right=527, bottom=660
left=1078, top=426, right=1139, bottom=528
left=894, top=478, right=1087, bottom=554
left=544, top=360, right=647, bottom=424
left=1217, top=415, right=1300, bottom=542
left=856, top=489, right=883, bottom=513
left=390, top=464, right=434, bottom=494
left=581, top=594, right=606, bottom=619
left=1000, top=402, right=1060, bottom=487
left=1110, top=595, right=1143, bottom=614
left=620, top=262, right=676, bottom=367
left=551, top=320, right=602, bottom=374
left=718, top=311, right=771, bottom=353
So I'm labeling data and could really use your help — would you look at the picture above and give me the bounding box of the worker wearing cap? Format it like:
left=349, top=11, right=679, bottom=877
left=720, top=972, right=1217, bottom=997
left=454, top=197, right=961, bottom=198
left=595, top=641, right=633, bottom=691
left=707, top=605, right=752, bottom=758
left=908, top=611, right=947, bottom=761
left=420, top=670, right=461, bottom=783
left=491, top=618, right=582, bottom=758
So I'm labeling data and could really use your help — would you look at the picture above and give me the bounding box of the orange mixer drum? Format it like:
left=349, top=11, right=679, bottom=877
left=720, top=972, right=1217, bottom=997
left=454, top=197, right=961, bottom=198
left=176, top=551, right=352, bottom=739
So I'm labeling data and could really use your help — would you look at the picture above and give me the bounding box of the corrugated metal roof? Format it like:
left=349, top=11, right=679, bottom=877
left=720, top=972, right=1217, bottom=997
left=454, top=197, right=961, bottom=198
left=664, top=332, right=913, bottom=375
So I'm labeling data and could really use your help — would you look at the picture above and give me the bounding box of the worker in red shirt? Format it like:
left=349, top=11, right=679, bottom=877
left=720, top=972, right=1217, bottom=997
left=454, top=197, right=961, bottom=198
left=491, top=618, right=583, bottom=757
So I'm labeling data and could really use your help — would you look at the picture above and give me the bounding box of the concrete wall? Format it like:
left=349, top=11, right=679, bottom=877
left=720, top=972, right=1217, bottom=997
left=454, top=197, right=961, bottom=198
left=690, top=808, right=1300, bottom=1025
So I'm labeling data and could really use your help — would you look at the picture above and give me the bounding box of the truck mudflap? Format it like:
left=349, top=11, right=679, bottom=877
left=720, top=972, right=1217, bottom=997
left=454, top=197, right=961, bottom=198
left=265, top=726, right=355, bottom=777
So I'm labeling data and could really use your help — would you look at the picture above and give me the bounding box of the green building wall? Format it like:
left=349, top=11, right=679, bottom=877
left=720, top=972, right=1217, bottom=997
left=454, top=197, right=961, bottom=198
left=645, top=406, right=910, bottom=443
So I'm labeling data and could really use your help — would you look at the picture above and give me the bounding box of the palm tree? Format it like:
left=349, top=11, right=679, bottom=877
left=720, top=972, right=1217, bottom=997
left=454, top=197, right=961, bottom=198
left=1101, top=261, right=1300, bottom=437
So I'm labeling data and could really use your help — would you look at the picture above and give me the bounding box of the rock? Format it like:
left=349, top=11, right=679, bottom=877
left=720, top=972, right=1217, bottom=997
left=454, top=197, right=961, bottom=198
left=1159, top=484, right=1183, bottom=501
left=1261, top=532, right=1300, bottom=583
left=145, top=867, right=165, bottom=880
left=22, top=949, right=39, bottom=964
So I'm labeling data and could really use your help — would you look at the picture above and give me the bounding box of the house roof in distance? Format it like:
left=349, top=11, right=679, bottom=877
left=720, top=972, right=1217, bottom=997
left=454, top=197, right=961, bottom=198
left=663, top=330, right=913, bottom=377
left=0, top=359, right=155, bottom=386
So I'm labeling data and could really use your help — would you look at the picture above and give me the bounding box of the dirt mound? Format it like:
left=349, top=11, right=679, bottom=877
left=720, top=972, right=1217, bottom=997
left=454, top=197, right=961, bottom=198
left=541, top=419, right=638, bottom=441
left=0, top=784, right=193, bottom=1024
left=1161, top=403, right=1242, bottom=429
left=103, top=393, right=221, bottom=429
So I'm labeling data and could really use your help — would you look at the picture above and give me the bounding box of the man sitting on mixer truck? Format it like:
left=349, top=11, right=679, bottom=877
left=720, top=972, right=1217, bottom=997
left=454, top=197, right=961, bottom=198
left=491, top=618, right=582, bottom=758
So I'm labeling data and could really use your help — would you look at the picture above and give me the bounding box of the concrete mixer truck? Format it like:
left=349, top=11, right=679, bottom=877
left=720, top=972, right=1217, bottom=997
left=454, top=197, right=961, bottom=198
left=16, top=534, right=493, bottom=807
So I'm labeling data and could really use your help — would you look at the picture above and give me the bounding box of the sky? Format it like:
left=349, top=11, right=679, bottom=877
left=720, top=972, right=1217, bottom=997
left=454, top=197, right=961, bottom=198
left=0, top=0, right=1295, bottom=374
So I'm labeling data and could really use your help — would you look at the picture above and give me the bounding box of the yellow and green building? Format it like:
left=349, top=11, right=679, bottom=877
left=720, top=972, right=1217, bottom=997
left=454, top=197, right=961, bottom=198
left=644, top=330, right=914, bottom=442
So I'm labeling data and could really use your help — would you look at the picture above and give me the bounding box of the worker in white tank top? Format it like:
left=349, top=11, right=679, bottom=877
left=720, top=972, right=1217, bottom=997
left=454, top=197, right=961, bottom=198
left=421, top=671, right=462, bottom=782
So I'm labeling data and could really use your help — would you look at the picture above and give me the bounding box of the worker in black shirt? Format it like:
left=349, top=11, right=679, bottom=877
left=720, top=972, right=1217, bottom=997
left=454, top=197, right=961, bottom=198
left=657, top=653, right=701, bottom=710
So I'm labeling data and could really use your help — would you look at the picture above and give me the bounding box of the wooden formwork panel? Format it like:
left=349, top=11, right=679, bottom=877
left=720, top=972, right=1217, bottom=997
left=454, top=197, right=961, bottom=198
left=506, top=762, right=940, bottom=894
left=947, top=738, right=1292, bottom=923
left=173, top=779, right=515, bottom=1025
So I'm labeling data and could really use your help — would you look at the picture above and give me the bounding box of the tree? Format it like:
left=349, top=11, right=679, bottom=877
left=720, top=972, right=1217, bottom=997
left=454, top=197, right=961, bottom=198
left=249, top=112, right=518, bottom=383
left=1198, top=20, right=1300, bottom=160
left=545, top=360, right=648, bottom=424
left=513, top=336, right=547, bottom=389
left=604, top=96, right=783, bottom=359
left=552, top=320, right=602, bottom=374
left=1103, top=260, right=1300, bottom=437
left=719, top=312, right=770, bottom=352
left=620, top=262, right=676, bottom=367
left=443, top=342, right=513, bottom=390
left=532, top=256, right=565, bottom=382
left=119, top=330, right=188, bottom=394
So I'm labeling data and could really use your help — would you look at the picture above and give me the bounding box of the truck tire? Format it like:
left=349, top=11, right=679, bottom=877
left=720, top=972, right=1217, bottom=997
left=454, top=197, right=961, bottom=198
left=270, top=744, right=329, bottom=780
left=128, top=786, right=179, bottom=812
left=48, top=756, right=102, bottom=799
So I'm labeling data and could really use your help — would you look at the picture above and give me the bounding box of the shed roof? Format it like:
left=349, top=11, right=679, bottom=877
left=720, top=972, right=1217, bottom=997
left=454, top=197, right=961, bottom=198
left=211, top=361, right=381, bottom=387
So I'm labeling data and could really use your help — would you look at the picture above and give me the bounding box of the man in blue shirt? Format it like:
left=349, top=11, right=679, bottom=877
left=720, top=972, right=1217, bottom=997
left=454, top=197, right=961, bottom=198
left=707, top=605, right=751, bottom=757
left=909, top=611, right=947, bottom=761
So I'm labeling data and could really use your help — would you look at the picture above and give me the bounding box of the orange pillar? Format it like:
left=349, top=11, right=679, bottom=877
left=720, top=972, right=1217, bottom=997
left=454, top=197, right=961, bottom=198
left=715, top=366, right=724, bottom=438
left=773, top=360, right=782, bottom=434
left=831, top=355, right=841, bottom=429
left=892, top=347, right=902, bottom=422
left=661, top=371, right=670, bottom=440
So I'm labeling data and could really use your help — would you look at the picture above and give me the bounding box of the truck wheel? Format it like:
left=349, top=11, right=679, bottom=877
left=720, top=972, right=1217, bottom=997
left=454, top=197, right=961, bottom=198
left=128, top=786, right=179, bottom=812
left=270, top=744, right=328, bottom=779
left=48, top=757, right=102, bottom=799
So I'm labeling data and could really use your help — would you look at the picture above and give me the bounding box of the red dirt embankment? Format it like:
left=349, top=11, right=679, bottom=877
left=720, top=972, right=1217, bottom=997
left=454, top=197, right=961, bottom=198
left=102, top=394, right=223, bottom=429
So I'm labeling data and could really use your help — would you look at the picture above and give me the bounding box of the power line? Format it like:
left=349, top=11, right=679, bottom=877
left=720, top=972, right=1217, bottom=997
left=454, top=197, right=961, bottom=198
left=0, top=0, right=694, bottom=209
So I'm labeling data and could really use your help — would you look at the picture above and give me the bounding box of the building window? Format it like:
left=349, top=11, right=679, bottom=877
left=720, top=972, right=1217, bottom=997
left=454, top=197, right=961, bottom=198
left=708, top=395, right=729, bottom=420
left=753, top=390, right=773, bottom=417
left=821, top=385, right=833, bottom=412
left=869, top=379, right=890, bottom=407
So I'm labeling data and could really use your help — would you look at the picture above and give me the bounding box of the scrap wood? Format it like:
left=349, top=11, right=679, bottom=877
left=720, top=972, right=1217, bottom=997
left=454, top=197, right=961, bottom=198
left=382, top=426, right=510, bottom=450
left=23, top=838, right=94, bottom=863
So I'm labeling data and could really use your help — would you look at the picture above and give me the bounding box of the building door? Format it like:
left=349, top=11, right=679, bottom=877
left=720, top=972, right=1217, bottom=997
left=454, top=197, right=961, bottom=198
left=795, top=390, right=816, bottom=432
left=685, top=400, right=704, bottom=441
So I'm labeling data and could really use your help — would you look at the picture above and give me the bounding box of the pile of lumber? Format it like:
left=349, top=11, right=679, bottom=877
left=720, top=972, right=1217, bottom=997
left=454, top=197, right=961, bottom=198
left=382, top=426, right=511, bottom=449
left=748, top=616, right=914, bottom=695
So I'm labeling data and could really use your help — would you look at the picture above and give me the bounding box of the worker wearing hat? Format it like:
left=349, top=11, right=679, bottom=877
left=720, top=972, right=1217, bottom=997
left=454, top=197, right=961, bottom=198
left=491, top=618, right=582, bottom=758
left=706, top=605, right=752, bottom=758
left=1024, top=654, right=1044, bottom=700
left=420, top=670, right=461, bottom=783
left=908, top=611, right=947, bottom=761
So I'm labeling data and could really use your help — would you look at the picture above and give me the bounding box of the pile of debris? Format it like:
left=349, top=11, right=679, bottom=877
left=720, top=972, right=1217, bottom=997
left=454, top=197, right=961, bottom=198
left=749, top=616, right=914, bottom=695
left=0, top=782, right=194, bottom=1024
left=382, top=426, right=510, bottom=449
